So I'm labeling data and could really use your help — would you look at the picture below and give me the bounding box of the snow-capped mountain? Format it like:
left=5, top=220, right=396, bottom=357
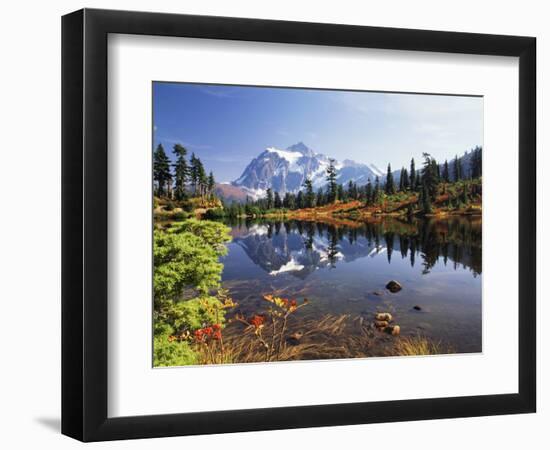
left=232, top=142, right=382, bottom=198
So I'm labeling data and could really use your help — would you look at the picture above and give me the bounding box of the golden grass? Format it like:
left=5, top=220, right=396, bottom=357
left=393, top=336, right=453, bottom=356
left=218, top=314, right=375, bottom=363
left=194, top=315, right=455, bottom=365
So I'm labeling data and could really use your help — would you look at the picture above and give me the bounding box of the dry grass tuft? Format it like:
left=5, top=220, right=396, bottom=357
left=393, top=336, right=453, bottom=356
left=220, top=314, right=376, bottom=363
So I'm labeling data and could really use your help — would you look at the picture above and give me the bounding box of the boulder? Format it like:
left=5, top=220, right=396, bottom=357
left=413, top=305, right=422, bottom=311
left=386, top=280, right=402, bottom=293
left=385, top=325, right=401, bottom=336
left=374, top=320, right=389, bottom=328
left=375, top=312, right=393, bottom=322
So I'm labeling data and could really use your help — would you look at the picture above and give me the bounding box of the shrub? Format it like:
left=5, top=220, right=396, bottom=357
left=203, top=208, right=225, bottom=220
left=154, top=333, right=198, bottom=367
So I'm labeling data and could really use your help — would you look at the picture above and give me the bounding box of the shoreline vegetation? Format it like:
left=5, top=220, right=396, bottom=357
left=152, top=143, right=481, bottom=366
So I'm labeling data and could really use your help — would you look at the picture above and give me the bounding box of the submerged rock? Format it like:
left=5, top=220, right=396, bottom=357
left=372, top=291, right=384, bottom=296
left=386, top=280, right=402, bottom=293
left=375, top=312, right=393, bottom=322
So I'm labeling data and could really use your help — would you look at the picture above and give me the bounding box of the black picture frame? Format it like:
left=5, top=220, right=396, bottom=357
left=62, top=8, right=536, bottom=442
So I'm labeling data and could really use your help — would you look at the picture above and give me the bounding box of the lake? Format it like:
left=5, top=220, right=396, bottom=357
left=220, top=216, right=482, bottom=355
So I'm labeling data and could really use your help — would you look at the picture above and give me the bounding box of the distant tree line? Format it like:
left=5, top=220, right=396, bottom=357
left=153, top=143, right=216, bottom=200
left=236, top=147, right=482, bottom=215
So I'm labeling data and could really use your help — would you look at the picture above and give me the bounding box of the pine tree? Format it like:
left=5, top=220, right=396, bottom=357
left=189, top=153, right=199, bottom=194
left=420, top=184, right=433, bottom=214
left=443, top=160, right=450, bottom=183
left=365, top=179, right=373, bottom=206
left=266, top=188, right=274, bottom=210
left=347, top=180, right=358, bottom=200
left=410, top=158, right=416, bottom=191
left=153, top=143, right=172, bottom=197
left=172, top=144, right=188, bottom=200
left=316, top=188, right=324, bottom=207
left=385, top=163, right=395, bottom=195
left=274, top=191, right=282, bottom=209
left=303, top=178, right=315, bottom=208
left=421, top=153, right=438, bottom=201
left=402, top=168, right=410, bottom=190
left=337, top=184, right=345, bottom=202
left=453, top=155, right=462, bottom=182
left=207, top=171, right=215, bottom=198
left=374, top=176, right=381, bottom=205
left=471, top=146, right=482, bottom=178
left=325, top=159, right=338, bottom=203
left=399, top=168, right=405, bottom=192
left=296, top=190, right=304, bottom=209
left=197, top=159, right=207, bottom=198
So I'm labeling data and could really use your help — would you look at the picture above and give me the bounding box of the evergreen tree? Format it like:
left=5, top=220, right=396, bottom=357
left=471, top=146, right=482, bottom=178
left=196, top=159, right=207, bottom=198
left=374, top=176, right=381, bottom=205
left=207, top=171, right=215, bottom=198
left=421, top=153, right=438, bottom=201
left=189, top=153, right=199, bottom=194
left=365, top=179, right=373, bottom=206
left=296, top=190, right=304, bottom=209
left=347, top=180, right=358, bottom=200
left=153, top=143, right=172, bottom=197
left=303, top=178, right=315, bottom=208
left=266, top=188, right=274, bottom=209
left=288, top=193, right=297, bottom=209
left=274, top=191, right=282, bottom=209
left=172, top=144, right=188, bottom=201
left=399, top=168, right=405, bottom=192
left=410, top=158, right=416, bottom=191
left=316, top=188, right=324, bottom=207
left=402, top=168, right=410, bottom=190
left=325, top=159, right=338, bottom=203
left=337, top=184, right=345, bottom=202
left=385, top=163, right=395, bottom=195
left=453, top=155, right=462, bottom=182
left=420, top=184, right=432, bottom=214
left=443, top=159, right=450, bottom=183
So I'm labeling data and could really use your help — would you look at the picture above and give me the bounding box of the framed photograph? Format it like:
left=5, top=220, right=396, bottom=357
left=62, top=8, right=536, bottom=442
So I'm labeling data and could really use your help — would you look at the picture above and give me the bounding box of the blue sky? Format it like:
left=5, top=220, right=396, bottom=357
left=153, top=82, right=483, bottom=183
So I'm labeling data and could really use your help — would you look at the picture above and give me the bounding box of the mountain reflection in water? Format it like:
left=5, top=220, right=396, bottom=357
left=220, top=216, right=482, bottom=354
left=228, top=217, right=481, bottom=279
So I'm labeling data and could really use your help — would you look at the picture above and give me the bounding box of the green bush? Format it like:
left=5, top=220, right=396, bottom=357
left=203, top=208, right=225, bottom=220
left=154, top=332, right=198, bottom=367
left=157, top=295, right=225, bottom=335
left=153, top=218, right=232, bottom=365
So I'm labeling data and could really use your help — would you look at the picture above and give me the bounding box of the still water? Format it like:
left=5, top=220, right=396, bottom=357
left=220, top=216, right=482, bottom=354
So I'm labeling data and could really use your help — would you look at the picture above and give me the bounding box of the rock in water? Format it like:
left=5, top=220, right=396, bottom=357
left=386, top=280, right=402, bottom=293
left=375, top=312, right=393, bottom=322
left=287, top=331, right=304, bottom=345
left=385, top=325, right=401, bottom=336
left=413, top=305, right=422, bottom=311
left=374, top=320, right=389, bottom=328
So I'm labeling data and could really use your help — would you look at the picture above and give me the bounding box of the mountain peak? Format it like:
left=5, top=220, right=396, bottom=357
left=231, top=142, right=380, bottom=198
left=286, top=142, right=314, bottom=157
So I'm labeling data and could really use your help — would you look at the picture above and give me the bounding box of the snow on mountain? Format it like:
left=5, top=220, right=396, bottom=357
left=232, top=142, right=380, bottom=198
